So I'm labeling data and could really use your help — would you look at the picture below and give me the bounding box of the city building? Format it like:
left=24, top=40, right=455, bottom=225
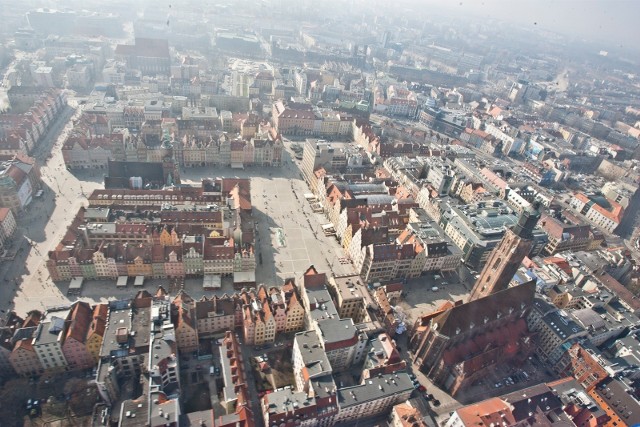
left=9, top=328, right=42, bottom=377
left=326, top=275, right=372, bottom=324
left=389, top=401, right=428, bottom=427
left=446, top=378, right=608, bottom=427
left=569, top=193, right=624, bottom=234
left=95, top=293, right=153, bottom=405
left=539, top=213, right=595, bottom=255
left=553, top=343, right=609, bottom=392
left=526, top=298, right=587, bottom=363
left=301, top=139, right=348, bottom=186
left=61, top=302, right=95, bottom=371
left=589, top=378, right=640, bottom=427
left=0, top=154, right=42, bottom=215
left=32, top=311, right=70, bottom=373
left=46, top=179, right=256, bottom=284
left=86, top=304, right=108, bottom=363
left=218, top=331, right=254, bottom=424
left=439, top=200, right=528, bottom=269
left=114, top=38, right=171, bottom=76
left=171, top=292, right=198, bottom=353
left=0, top=207, right=17, bottom=249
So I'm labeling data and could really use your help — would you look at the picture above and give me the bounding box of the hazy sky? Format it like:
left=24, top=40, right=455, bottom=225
left=419, top=0, right=640, bottom=50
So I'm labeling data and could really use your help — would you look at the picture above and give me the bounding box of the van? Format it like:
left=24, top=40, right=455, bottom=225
left=209, top=366, right=215, bottom=376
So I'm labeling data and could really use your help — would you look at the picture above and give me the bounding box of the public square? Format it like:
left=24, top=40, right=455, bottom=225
left=0, top=129, right=356, bottom=316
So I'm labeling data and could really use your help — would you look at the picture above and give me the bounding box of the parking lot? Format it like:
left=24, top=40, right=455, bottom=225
left=454, top=355, right=554, bottom=405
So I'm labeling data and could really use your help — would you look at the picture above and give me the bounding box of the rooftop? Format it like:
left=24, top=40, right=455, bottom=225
left=337, top=373, right=413, bottom=408
left=295, top=330, right=332, bottom=378
left=316, top=317, right=359, bottom=347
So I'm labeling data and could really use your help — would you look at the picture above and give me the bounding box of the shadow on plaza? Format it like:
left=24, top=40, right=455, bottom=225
left=20, top=182, right=59, bottom=245
left=69, top=168, right=108, bottom=185
left=252, top=206, right=283, bottom=276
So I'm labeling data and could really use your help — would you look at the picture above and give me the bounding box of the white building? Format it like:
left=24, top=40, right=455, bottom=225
left=32, top=318, right=68, bottom=372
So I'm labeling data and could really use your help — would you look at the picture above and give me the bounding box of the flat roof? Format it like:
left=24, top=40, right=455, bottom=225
left=85, top=207, right=110, bottom=219
left=338, top=373, right=413, bottom=408
left=233, top=271, right=255, bottom=284
left=294, top=330, right=332, bottom=378
left=69, top=277, right=84, bottom=289
left=264, top=388, right=315, bottom=416
left=203, top=275, right=221, bottom=289
left=316, top=317, right=357, bottom=345
left=305, top=288, right=339, bottom=322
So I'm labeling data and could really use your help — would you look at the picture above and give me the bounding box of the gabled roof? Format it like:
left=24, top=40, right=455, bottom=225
left=64, top=301, right=92, bottom=345
left=303, top=265, right=326, bottom=289
left=87, top=304, right=108, bottom=340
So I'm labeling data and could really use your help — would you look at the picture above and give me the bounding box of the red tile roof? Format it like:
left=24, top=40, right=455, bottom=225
left=456, top=397, right=516, bottom=426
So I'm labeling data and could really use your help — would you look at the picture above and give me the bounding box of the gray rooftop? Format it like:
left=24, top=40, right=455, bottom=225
left=541, top=310, right=585, bottom=341
left=295, top=330, right=332, bottom=378
left=85, top=207, right=111, bottom=220
left=317, top=318, right=358, bottom=346
left=355, top=194, right=396, bottom=206
left=118, top=375, right=148, bottom=427
left=148, top=391, right=180, bottom=427
left=312, top=374, right=337, bottom=400
left=337, top=373, right=413, bottom=408
left=32, top=320, right=64, bottom=347
left=264, top=388, right=316, bottom=417
left=100, top=304, right=151, bottom=358
left=306, top=288, right=339, bottom=322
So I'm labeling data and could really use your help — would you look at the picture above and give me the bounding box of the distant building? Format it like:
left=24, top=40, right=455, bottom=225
left=115, top=38, right=171, bottom=76
left=570, top=192, right=624, bottom=234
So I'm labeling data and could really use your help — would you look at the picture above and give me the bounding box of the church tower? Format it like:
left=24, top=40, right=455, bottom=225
left=468, top=203, right=541, bottom=302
